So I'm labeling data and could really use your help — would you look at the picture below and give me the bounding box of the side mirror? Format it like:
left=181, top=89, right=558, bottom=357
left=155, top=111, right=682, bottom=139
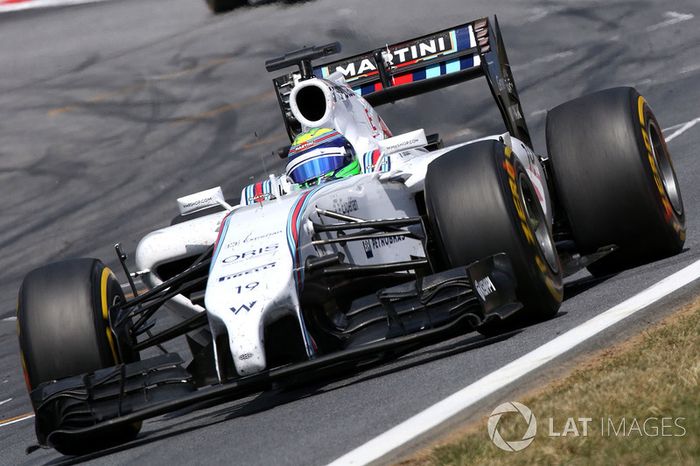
left=177, top=187, right=232, bottom=215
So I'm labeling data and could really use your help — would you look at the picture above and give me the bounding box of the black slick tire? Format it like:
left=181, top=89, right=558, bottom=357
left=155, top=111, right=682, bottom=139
left=17, top=258, right=140, bottom=453
left=546, top=87, right=685, bottom=276
left=425, top=140, right=563, bottom=332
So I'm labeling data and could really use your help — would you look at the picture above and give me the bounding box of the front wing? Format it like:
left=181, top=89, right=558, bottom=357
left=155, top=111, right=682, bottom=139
left=30, top=253, right=521, bottom=452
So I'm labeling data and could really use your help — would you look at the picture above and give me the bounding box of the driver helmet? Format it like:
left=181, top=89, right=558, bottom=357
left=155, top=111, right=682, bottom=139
left=286, top=128, right=359, bottom=185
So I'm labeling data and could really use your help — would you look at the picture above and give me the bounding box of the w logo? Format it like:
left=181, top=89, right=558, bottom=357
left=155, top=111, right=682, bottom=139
left=230, top=301, right=257, bottom=315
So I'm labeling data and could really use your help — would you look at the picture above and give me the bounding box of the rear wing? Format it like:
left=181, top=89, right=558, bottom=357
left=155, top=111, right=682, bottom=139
left=270, top=16, right=532, bottom=147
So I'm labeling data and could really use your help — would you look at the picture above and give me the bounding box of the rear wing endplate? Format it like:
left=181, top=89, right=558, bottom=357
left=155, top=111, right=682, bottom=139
left=271, top=16, right=532, bottom=147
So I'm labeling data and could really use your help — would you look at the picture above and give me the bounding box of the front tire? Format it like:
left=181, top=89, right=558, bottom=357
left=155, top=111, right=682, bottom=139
left=425, top=141, right=563, bottom=331
left=546, top=87, right=685, bottom=276
left=17, top=258, right=140, bottom=452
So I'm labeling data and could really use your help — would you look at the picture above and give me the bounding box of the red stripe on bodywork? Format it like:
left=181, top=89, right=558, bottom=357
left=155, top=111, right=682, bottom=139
left=211, top=210, right=234, bottom=261
left=253, top=182, right=263, bottom=203
left=392, top=73, right=413, bottom=85
left=371, top=149, right=382, bottom=166
left=395, top=59, right=419, bottom=69
left=290, top=191, right=310, bottom=244
left=289, top=191, right=313, bottom=290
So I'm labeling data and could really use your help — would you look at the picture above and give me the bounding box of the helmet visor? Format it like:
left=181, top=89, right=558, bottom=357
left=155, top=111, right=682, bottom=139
left=286, top=147, right=351, bottom=184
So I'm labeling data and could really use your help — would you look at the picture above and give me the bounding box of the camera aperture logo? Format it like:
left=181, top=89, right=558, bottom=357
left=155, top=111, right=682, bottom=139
left=487, top=401, right=687, bottom=452
left=487, top=401, right=537, bottom=452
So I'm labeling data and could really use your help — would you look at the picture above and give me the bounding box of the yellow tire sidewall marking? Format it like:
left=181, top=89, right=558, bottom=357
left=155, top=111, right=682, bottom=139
left=100, top=267, right=120, bottom=364
left=637, top=95, right=682, bottom=233
left=503, top=146, right=562, bottom=301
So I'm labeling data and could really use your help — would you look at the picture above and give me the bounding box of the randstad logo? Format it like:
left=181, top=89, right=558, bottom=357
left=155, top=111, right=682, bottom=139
left=487, top=401, right=537, bottom=452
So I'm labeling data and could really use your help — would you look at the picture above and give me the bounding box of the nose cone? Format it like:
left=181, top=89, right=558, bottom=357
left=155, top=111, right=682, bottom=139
left=227, top=311, right=267, bottom=375
left=204, top=195, right=302, bottom=377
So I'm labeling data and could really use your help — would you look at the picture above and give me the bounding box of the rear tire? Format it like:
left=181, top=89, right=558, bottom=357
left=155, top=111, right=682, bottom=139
left=425, top=141, right=563, bottom=333
left=546, top=87, right=685, bottom=276
left=17, top=258, right=140, bottom=452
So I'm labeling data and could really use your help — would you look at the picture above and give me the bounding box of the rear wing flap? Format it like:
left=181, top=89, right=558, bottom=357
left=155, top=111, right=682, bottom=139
left=272, top=16, right=532, bottom=147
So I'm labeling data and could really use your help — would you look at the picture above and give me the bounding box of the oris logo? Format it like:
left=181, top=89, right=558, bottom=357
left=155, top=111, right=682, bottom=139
left=222, top=244, right=278, bottom=264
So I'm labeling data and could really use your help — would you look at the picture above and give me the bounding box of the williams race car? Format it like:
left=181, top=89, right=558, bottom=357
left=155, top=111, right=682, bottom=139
left=16, top=16, right=685, bottom=454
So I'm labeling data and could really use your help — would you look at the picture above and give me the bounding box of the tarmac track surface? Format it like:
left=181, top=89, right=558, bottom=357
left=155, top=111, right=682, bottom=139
left=0, top=0, right=699, bottom=464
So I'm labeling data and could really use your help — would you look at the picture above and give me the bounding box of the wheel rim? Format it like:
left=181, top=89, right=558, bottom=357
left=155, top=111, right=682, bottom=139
left=518, top=172, right=559, bottom=274
left=648, top=120, right=683, bottom=216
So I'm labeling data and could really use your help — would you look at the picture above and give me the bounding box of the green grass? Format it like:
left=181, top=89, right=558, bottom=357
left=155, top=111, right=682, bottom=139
left=402, top=301, right=700, bottom=466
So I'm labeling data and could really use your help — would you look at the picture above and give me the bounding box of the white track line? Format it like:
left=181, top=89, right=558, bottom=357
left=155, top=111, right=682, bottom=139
left=665, top=117, right=700, bottom=142
left=0, top=0, right=110, bottom=13
left=329, top=259, right=700, bottom=465
left=0, top=413, right=34, bottom=428
left=0, top=398, right=11, bottom=406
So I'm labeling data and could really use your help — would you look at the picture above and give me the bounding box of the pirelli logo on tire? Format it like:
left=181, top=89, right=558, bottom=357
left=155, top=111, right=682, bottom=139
left=503, top=147, right=535, bottom=246
left=503, top=146, right=562, bottom=301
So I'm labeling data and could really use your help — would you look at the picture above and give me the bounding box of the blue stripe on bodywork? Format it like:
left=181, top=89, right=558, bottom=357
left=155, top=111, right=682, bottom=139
left=361, top=83, right=375, bottom=96
left=245, top=184, right=254, bottom=205
left=210, top=211, right=233, bottom=272
left=382, top=155, right=391, bottom=172
left=363, top=151, right=372, bottom=173
left=285, top=181, right=342, bottom=289
left=284, top=183, right=340, bottom=356
left=445, top=59, right=461, bottom=74
left=455, top=25, right=471, bottom=51
left=460, top=55, right=474, bottom=70
left=425, top=64, right=441, bottom=79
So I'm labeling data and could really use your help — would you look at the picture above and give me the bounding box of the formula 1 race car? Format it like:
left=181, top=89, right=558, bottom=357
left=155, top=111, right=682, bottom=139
left=16, top=17, right=685, bottom=454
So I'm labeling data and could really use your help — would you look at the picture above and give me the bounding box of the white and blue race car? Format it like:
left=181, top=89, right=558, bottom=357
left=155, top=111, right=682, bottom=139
left=16, top=16, right=685, bottom=454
